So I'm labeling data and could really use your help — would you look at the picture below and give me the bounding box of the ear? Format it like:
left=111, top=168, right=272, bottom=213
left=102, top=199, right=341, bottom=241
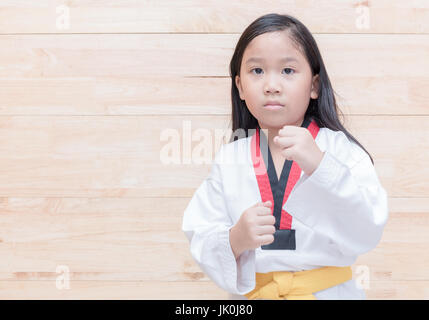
left=310, top=74, right=319, bottom=99
left=235, top=75, right=244, bottom=100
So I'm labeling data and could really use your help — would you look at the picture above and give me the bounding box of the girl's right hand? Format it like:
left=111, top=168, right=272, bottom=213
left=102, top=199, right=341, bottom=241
left=229, top=201, right=276, bottom=259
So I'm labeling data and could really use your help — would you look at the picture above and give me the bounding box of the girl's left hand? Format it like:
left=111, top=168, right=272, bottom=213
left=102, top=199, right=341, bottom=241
left=273, top=126, right=325, bottom=176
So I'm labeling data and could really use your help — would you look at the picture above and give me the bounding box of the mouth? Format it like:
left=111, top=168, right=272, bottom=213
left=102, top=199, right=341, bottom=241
left=263, top=104, right=284, bottom=110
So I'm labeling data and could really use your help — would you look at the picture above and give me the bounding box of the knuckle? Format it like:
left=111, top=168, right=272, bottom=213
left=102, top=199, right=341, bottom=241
left=261, top=209, right=267, bottom=216
left=245, top=215, right=255, bottom=224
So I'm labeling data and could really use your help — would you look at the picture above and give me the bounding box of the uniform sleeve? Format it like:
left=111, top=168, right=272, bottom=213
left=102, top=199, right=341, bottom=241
left=181, top=145, right=256, bottom=295
left=284, top=149, right=389, bottom=257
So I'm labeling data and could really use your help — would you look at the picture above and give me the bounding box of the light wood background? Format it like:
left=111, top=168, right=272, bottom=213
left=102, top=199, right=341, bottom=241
left=0, top=1, right=428, bottom=300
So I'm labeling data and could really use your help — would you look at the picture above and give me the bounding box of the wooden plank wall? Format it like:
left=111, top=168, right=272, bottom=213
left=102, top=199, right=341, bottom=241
left=0, top=1, right=428, bottom=299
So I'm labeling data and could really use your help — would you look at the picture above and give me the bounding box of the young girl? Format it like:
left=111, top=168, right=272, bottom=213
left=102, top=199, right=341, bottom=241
left=182, top=13, right=388, bottom=300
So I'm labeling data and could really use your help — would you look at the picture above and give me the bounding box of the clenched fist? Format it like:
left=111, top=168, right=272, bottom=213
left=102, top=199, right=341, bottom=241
left=229, top=201, right=276, bottom=259
left=274, top=125, right=325, bottom=176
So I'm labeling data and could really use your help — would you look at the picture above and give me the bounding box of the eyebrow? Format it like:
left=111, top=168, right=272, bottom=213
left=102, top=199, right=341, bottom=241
left=245, top=57, right=299, bottom=64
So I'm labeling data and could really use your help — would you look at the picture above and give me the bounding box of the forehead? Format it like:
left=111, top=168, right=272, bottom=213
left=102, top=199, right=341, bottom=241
left=242, top=31, right=304, bottom=63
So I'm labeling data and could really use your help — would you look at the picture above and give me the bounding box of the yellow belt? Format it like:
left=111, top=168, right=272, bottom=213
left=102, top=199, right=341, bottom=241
left=244, top=266, right=352, bottom=300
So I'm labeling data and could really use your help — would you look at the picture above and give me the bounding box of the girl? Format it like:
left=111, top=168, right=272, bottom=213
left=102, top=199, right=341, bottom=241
left=182, top=13, right=388, bottom=300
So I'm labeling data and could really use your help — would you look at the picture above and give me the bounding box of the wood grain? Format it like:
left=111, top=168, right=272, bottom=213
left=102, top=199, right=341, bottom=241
left=0, top=2, right=428, bottom=299
left=0, top=280, right=428, bottom=300
left=1, top=197, right=428, bottom=284
left=0, top=34, right=428, bottom=116
left=0, top=116, right=427, bottom=197
left=0, top=0, right=428, bottom=34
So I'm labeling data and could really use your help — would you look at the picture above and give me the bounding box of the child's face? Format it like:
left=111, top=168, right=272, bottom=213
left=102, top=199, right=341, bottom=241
left=235, top=30, right=319, bottom=130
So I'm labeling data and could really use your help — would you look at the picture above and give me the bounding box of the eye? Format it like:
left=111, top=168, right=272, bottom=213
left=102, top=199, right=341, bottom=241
left=283, top=68, right=294, bottom=75
left=251, top=68, right=263, bottom=75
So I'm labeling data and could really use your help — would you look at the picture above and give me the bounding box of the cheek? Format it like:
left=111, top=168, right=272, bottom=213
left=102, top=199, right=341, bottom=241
left=242, top=79, right=260, bottom=99
left=288, top=78, right=313, bottom=98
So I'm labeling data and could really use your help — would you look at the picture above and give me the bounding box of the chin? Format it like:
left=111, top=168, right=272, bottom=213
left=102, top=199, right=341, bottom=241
left=258, top=120, right=284, bottom=130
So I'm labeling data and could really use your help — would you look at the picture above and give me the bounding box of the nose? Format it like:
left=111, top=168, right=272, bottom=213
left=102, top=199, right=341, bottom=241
left=264, top=74, right=281, bottom=94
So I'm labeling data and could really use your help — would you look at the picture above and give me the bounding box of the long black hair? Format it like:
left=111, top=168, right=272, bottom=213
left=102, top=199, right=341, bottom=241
left=228, top=13, right=374, bottom=165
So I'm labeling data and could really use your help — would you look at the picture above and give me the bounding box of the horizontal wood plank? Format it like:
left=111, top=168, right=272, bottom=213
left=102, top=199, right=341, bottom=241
left=0, top=280, right=427, bottom=299
left=0, top=34, right=427, bottom=78
left=0, top=34, right=427, bottom=116
left=0, top=280, right=228, bottom=300
left=0, top=0, right=428, bottom=34
left=0, top=197, right=428, bottom=282
left=0, top=115, right=427, bottom=197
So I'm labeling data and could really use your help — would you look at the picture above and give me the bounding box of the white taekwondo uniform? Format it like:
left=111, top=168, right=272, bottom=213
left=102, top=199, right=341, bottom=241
left=182, top=116, right=389, bottom=300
